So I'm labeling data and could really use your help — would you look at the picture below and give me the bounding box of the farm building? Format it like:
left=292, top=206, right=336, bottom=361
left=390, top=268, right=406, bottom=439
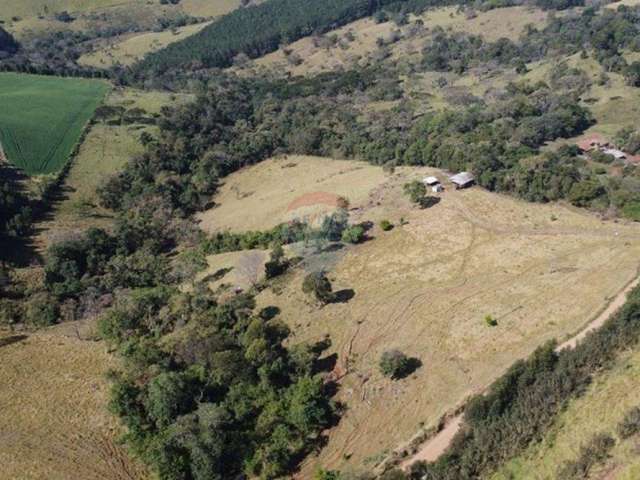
left=423, top=176, right=440, bottom=186
left=602, top=148, right=627, bottom=160
left=577, top=133, right=610, bottom=152
left=432, top=184, right=444, bottom=193
left=450, top=172, right=475, bottom=189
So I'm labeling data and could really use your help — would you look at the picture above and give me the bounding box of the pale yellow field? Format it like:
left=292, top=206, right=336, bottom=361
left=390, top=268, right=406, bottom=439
left=197, top=249, right=269, bottom=293
left=246, top=6, right=547, bottom=77
left=0, top=0, right=241, bottom=21
left=0, top=325, right=147, bottom=480
left=492, top=344, right=640, bottom=480
left=79, top=21, right=212, bottom=68
left=197, top=156, right=388, bottom=233
left=0, top=0, right=135, bottom=20
left=202, top=158, right=640, bottom=474
left=178, top=0, right=243, bottom=17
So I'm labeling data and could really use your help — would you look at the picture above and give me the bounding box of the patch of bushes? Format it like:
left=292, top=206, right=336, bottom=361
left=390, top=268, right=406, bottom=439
left=201, top=221, right=309, bottom=255
left=557, top=433, right=615, bottom=479
left=341, top=225, right=366, bottom=244
left=104, top=289, right=335, bottom=480
left=380, top=220, right=394, bottom=231
left=617, top=406, right=640, bottom=439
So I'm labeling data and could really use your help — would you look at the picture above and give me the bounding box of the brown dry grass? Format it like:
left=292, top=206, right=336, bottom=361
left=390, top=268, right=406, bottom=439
left=197, top=156, right=388, bottom=233
left=0, top=324, right=147, bottom=480
left=196, top=249, right=269, bottom=293
left=216, top=162, right=640, bottom=475
left=243, top=6, right=547, bottom=78
left=78, top=21, right=212, bottom=68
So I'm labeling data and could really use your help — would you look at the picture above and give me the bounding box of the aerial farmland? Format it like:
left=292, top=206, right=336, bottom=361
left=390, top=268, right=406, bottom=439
left=0, top=73, right=108, bottom=174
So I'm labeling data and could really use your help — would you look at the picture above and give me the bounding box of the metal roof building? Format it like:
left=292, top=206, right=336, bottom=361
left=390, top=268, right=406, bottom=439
left=450, top=172, right=475, bottom=189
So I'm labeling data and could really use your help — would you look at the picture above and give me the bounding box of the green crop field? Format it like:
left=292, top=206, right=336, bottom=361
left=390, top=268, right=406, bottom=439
left=0, top=73, right=109, bottom=175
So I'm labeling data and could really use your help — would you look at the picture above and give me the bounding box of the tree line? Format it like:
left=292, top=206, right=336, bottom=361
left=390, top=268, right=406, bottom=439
left=132, top=0, right=462, bottom=78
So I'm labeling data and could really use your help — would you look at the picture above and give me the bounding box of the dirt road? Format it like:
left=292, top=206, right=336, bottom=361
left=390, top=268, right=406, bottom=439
left=400, top=273, right=640, bottom=471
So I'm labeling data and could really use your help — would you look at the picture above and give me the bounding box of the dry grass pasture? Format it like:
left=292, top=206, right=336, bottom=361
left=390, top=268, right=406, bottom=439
left=203, top=158, right=640, bottom=474
left=491, top=344, right=640, bottom=480
left=0, top=0, right=242, bottom=22
left=197, top=249, right=269, bottom=293
left=0, top=0, right=132, bottom=20
left=0, top=325, right=147, bottom=480
left=197, top=156, right=388, bottom=233
left=244, top=6, right=547, bottom=78
left=78, top=21, right=212, bottom=68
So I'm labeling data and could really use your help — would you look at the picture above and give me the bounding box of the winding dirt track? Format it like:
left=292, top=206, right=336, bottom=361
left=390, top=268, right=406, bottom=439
left=400, top=274, right=640, bottom=470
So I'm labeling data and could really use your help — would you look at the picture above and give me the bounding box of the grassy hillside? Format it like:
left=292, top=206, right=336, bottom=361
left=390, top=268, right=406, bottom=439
left=0, top=0, right=243, bottom=20
left=199, top=155, right=640, bottom=474
left=0, top=73, right=109, bottom=175
left=247, top=5, right=549, bottom=77
left=78, top=21, right=212, bottom=68
left=0, top=0, right=133, bottom=19
left=491, top=342, right=640, bottom=479
left=0, top=324, right=148, bottom=480
left=134, top=0, right=446, bottom=75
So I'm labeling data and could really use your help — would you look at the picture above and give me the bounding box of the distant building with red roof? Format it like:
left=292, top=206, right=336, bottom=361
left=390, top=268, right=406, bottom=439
left=576, top=133, right=610, bottom=152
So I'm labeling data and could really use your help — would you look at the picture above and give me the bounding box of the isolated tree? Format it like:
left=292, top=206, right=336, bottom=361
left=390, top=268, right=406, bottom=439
left=302, top=271, right=334, bottom=304
left=380, top=350, right=415, bottom=379
left=380, top=220, right=394, bottom=231
left=403, top=180, right=427, bottom=206
left=624, top=61, right=640, bottom=87
left=341, top=225, right=365, bottom=244
left=264, top=242, right=288, bottom=279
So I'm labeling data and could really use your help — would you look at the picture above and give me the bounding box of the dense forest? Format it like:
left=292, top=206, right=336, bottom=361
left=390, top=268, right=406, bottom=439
left=133, top=0, right=460, bottom=77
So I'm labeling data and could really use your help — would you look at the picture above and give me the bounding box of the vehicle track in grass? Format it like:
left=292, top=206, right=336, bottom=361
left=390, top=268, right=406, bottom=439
left=399, top=272, right=640, bottom=471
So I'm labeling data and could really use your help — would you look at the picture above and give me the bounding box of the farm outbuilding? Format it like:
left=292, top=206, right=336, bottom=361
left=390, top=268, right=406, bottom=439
left=602, top=148, right=627, bottom=160
left=432, top=184, right=444, bottom=193
left=450, top=172, right=475, bottom=189
left=577, top=133, right=609, bottom=152
left=423, top=176, right=440, bottom=186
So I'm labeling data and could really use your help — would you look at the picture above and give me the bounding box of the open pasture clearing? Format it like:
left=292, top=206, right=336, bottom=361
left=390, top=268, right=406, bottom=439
left=245, top=6, right=547, bottom=77
left=197, top=155, right=388, bottom=233
left=0, top=324, right=147, bottom=480
left=206, top=158, right=640, bottom=473
left=79, top=21, right=212, bottom=68
left=0, top=0, right=132, bottom=20
left=0, top=73, right=108, bottom=175
left=491, top=343, right=640, bottom=480
left=0, top=0, right=241, bottom=22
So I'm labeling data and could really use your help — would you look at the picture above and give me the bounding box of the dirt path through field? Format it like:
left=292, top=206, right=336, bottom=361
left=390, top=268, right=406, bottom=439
left=400, top=273, right=640, bottom=471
